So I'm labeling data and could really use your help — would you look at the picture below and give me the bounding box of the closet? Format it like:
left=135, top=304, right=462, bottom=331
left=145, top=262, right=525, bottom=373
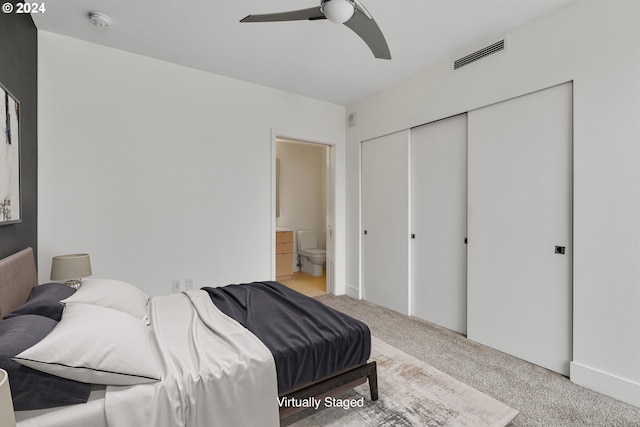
left=361, top=83, right=573, bottom=375
left=361, top=130, right=410, bottom=315
left=411, top=114, right=468, bottom=334
left=467, top=83, right=573, bottom=375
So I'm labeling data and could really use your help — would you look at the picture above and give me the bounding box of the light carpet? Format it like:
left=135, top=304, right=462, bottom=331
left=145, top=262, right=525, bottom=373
left=285, top=337, right=518, bottom=426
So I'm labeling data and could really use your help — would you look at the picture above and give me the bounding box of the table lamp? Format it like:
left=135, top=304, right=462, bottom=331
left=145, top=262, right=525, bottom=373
left=50, top=253, right=92, bottom=289
left=0, top=369, right=16, bottom=427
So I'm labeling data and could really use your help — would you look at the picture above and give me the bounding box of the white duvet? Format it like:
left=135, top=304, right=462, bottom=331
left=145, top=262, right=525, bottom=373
left=16, top=290, right=279, bottom=427
left=104, top=290, right=279, bottom=427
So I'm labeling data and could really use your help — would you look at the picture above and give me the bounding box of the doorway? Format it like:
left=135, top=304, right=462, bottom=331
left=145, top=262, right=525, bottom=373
left=272, top=135, right=334, bottom=297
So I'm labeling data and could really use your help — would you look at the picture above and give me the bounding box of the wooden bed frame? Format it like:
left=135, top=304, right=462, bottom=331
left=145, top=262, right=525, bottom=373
left=0, top=247, right=378, bottom=420
left=279, top=360, right=378, bottom=419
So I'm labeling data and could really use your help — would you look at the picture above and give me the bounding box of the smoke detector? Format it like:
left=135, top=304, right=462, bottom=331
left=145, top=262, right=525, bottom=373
left=89, top=12, right=112, bottom=28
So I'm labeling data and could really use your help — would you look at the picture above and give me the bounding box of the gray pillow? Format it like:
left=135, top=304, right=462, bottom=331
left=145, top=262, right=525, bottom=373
left=4, top=282, right=76, bottom=321
left=0, top=314, right=90, bottom=410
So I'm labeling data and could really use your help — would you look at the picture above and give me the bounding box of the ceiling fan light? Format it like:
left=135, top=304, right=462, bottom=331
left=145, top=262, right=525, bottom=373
left=321, top=0, right=355, bottom=24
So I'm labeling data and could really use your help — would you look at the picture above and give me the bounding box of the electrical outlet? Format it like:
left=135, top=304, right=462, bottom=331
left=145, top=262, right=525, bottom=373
left=172, top=279, right=182, bottom=293
left=185, top=277, right=194, bottom=290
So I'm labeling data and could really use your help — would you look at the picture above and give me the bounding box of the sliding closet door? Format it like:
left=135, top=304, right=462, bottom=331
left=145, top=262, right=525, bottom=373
left=411, top=114, right=468, bottom=333
left=467, top=83, right=572, bottom=375
left=361, top=131, right=410, bottom=315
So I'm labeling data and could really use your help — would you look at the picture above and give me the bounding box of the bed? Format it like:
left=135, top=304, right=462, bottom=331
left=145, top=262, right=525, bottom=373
left=0, top=248, right=377, bottom=426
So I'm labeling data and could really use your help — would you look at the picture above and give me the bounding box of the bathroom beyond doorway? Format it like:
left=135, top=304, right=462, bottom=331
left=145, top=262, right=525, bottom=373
left=275, top=137, right=331, bottom=295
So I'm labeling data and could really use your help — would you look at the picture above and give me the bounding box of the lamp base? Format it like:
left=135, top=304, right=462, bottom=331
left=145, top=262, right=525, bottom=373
left=64, top=279, right=81, bottom=289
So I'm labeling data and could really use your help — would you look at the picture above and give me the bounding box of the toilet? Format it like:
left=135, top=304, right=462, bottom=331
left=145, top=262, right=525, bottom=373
left=297, top=230, right=326, bottom=277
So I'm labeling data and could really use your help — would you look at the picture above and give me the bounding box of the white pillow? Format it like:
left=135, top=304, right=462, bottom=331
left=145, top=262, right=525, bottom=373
left=14, top=303, right=161, bottom=385
left=61, top=278, right=149, bottom=321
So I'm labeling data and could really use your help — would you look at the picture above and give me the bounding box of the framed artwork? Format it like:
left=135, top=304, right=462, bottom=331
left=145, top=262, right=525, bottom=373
left=0, top=83, right=20, bottom=225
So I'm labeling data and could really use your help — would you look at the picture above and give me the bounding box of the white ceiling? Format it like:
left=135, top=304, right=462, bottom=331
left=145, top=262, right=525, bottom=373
left=31, top=0, right=572, bottom=106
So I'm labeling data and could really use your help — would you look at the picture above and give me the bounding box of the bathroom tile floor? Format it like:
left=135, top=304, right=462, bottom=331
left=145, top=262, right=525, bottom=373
left=280, top=271, right=326, bottom=297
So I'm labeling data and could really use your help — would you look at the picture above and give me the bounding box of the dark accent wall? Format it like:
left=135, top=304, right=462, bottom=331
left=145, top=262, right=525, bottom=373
left=0, top=8, right=37, bottom=260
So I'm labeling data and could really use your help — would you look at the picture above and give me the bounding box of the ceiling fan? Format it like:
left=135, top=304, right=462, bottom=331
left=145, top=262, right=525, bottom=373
left=240, top=0, right=391, bottom=60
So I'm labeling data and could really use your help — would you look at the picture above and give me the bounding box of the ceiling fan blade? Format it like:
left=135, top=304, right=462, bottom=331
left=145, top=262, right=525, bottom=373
left=241, top=7, right=326, bottom=23
left=343, top=8, right=391, bottom=60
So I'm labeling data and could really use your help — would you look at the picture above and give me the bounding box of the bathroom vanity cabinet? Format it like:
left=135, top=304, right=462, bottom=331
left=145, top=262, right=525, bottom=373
left=276, top=230, right=294, bottom=280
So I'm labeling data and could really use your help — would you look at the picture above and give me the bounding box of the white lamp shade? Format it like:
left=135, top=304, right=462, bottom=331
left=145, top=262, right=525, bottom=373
left=50, top=254, right=92, bottom=281
left=322, top=0, right=355, bottom=24
left=0, top=369, right=16, bottom=427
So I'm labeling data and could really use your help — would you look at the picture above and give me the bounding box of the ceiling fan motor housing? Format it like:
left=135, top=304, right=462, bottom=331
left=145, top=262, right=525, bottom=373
left=321, top=0, right=356, bottom=24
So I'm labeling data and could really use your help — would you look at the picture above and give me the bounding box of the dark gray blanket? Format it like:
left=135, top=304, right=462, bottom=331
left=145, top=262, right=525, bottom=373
left=201, top=281, right=371, bottom=393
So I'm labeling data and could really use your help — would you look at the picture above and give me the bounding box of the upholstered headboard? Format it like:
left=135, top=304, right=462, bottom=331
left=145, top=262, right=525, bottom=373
left=0, top=247, right=38, bottom=318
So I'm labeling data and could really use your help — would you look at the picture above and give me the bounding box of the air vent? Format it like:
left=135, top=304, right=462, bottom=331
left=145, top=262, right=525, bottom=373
left=453, top=38, right=506, bottom=71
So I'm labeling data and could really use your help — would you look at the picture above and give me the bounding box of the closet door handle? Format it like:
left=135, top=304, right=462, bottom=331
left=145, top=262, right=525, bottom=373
left=364, top=230, right=368, bottom=235
left=555, top=245, right=566, bottom=254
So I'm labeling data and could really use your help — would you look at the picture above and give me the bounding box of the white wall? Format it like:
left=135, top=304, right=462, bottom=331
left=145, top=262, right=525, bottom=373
left=346, top=0, right=640, bottom=407
left=276, top=141, right=327, bottom=272
left=37, top=31, right=346, bottom=296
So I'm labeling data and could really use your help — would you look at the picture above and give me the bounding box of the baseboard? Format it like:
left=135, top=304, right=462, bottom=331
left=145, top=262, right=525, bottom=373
left=570, top=361, right=640, bottom=407
left=345, top=284, right=359, bottom=299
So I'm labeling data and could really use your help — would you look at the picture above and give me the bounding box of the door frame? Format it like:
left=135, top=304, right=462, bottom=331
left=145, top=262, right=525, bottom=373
left=271, top=129, right=336, bottom=294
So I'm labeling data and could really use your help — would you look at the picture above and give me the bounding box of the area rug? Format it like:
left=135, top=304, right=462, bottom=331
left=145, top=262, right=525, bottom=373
left=285, top=337, right=518, bottom=426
